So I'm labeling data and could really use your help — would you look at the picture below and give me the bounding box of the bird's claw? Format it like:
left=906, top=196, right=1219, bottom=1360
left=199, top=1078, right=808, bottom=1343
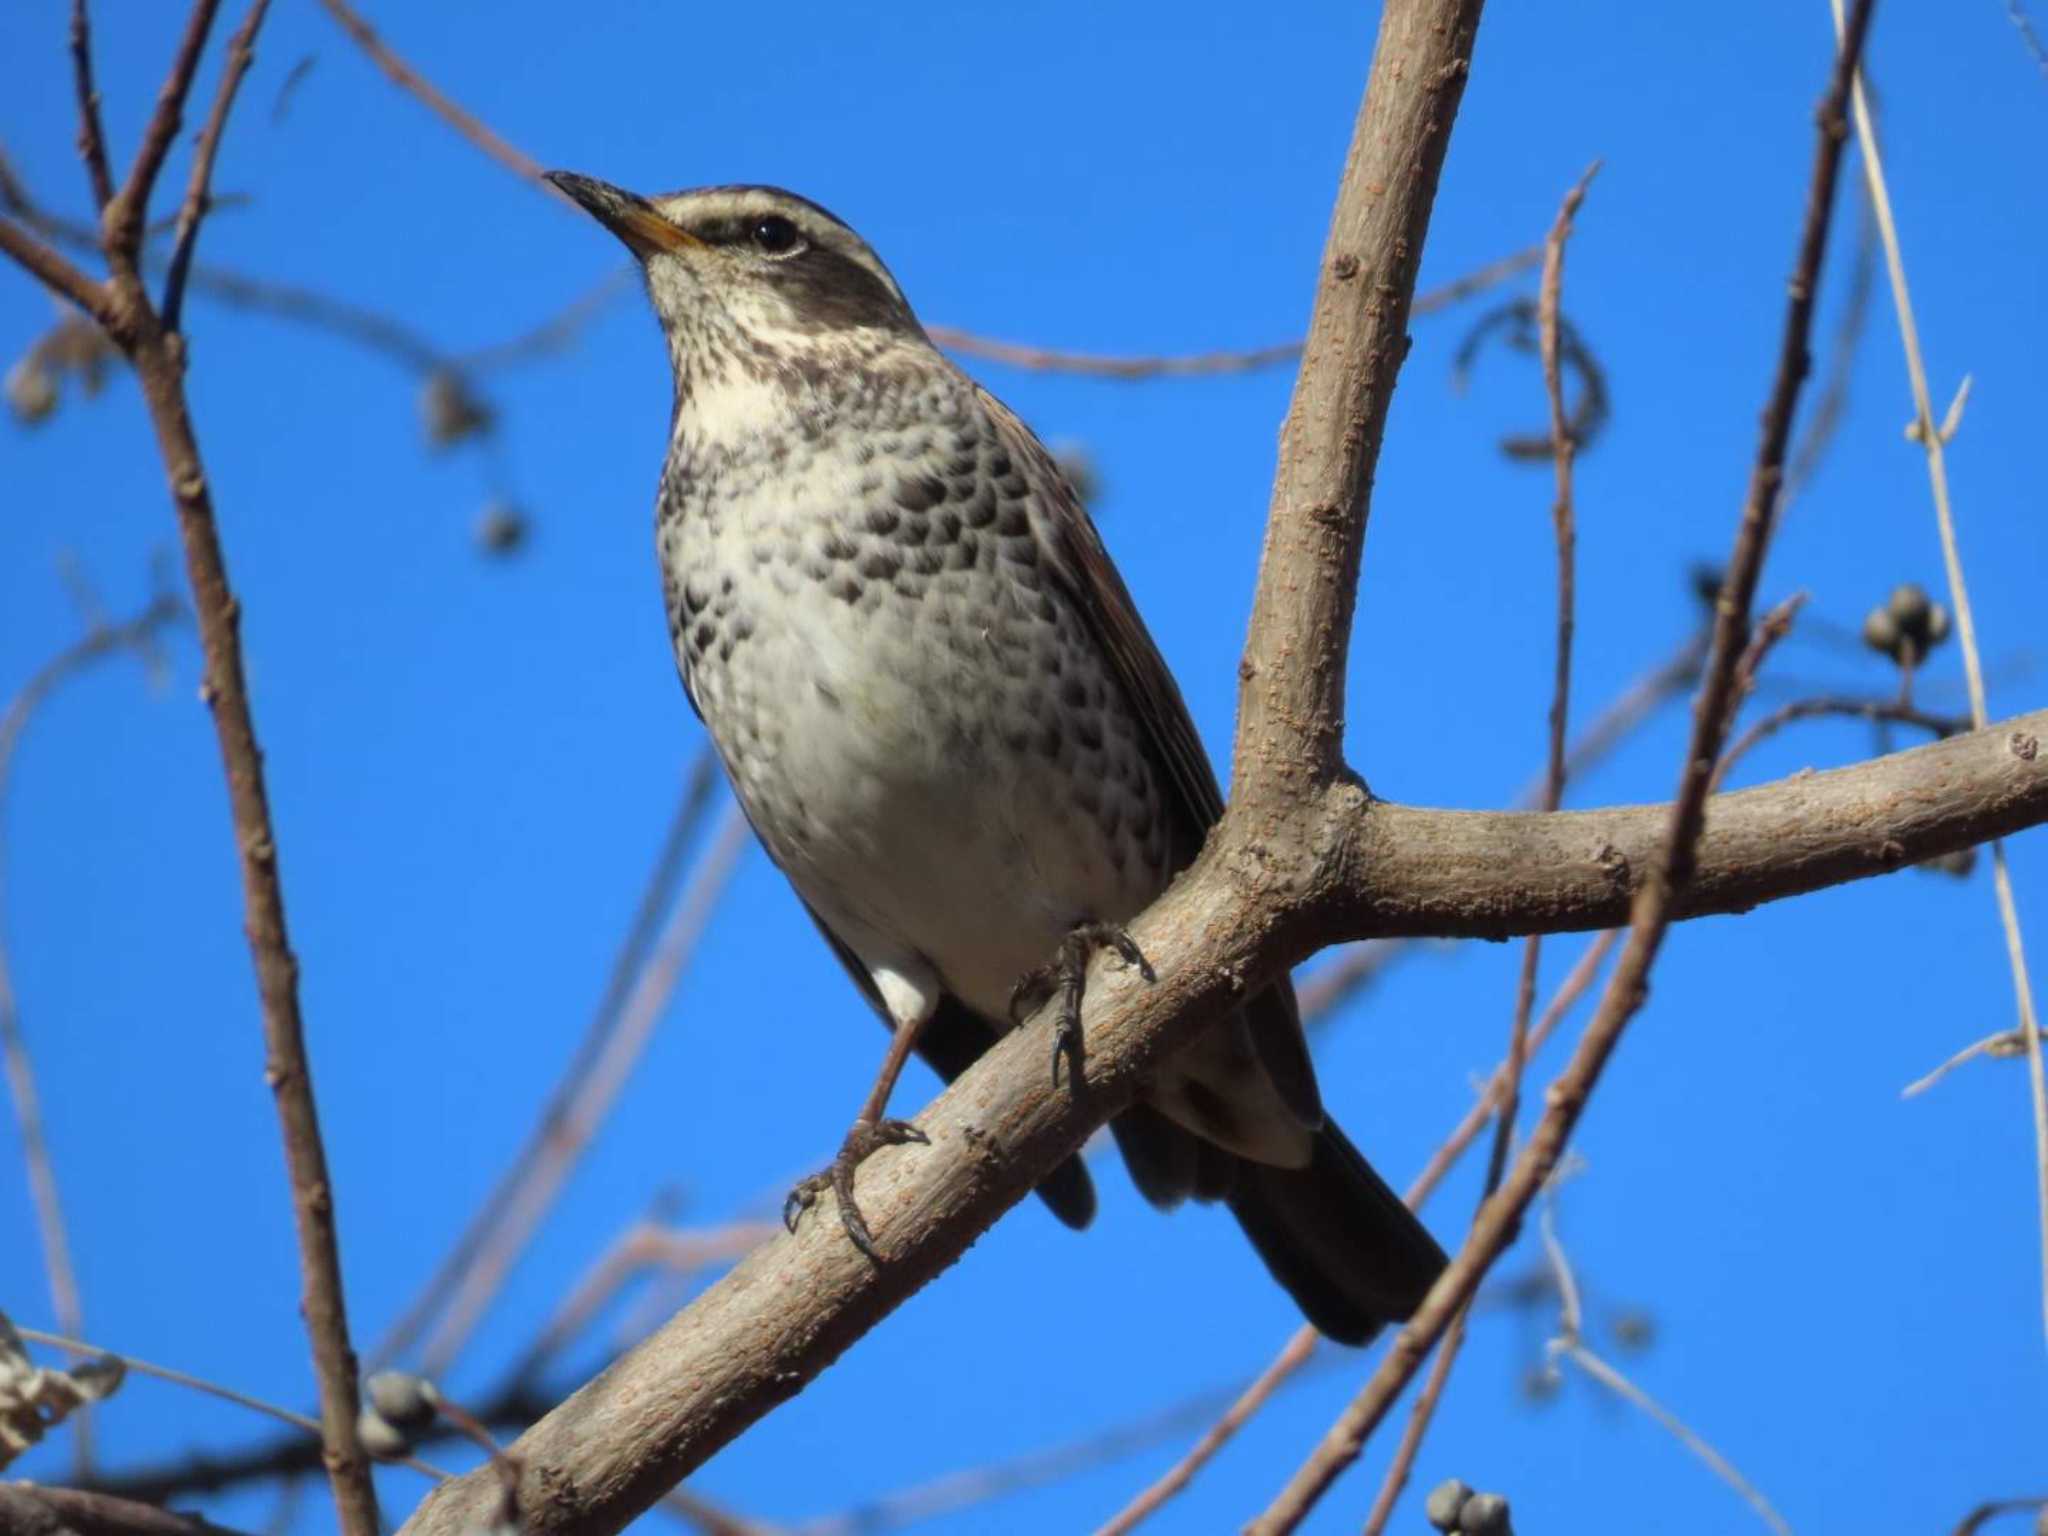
left=1008, top=921, right=1155, bottom=1088
left=782, top=1117, right=930, bottom=1261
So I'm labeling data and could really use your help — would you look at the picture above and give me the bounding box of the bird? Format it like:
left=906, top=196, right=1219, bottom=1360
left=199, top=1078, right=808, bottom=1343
left=548, top=171, right=1449, bottom=1344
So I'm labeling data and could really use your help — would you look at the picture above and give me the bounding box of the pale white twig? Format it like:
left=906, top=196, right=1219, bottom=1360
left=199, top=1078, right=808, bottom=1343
left=1540, top=1190, right=1791, bottom=1536
left=1902, top=1026, right=2048, bottom=1100
left=1827, top=0, right=2047, bottom=1351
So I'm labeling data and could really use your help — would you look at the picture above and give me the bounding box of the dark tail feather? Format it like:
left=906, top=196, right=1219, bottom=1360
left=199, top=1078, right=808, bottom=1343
left=1226, top=1120, right=1448, bottom=1346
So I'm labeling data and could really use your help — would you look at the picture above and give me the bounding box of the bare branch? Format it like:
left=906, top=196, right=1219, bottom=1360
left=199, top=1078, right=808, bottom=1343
left=0, top=1483, right=253, bottom=1536
left=2009, top=0, right=2048, bottom=80
left=1715, top=691, right=1963, bottom=793
left=127, top=260, right=381, bottom=1536
left=1827, top=0, right=2048, bottom=1353
left=161, top=0, right=273, bottom=331
left=0, top=216, right=113, bottom=323
left=1, top=589, right=185, bottom=1476
left=1954, top=1493, right=2048, bottom=1536
left=922, top=247, right=1536, bottom=381
left=1230, top=0, right=1487, bottom=802
left=67, top=1, right=116, bottom=215
left=1540, top=1193, right=1791, bottom=1535
left=1361, top=164, right=1600, bottom=1536
left=1096, top=927, right=1617, bottom=1536
left=369, top=756, right=723, bottom=1371
left=312, top=0, right=550, bottom=187
left=106, top=1, right=226, bottom=267
left=1248, top=6, right=1879, bottom=1526
left=1091, top=1329, right=1319, bottom=1536
left=1903, top=1025, right=2048, bottom=1099
left=418, top=802, right=750, bottom=1377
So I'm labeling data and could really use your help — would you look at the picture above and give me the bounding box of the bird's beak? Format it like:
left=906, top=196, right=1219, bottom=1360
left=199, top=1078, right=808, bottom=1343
left=545, top=171, right=701, bottom=258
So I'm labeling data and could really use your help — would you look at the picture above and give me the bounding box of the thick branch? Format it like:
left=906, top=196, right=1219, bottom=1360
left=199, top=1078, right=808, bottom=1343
left=0, top=216, right=112, bottom=321
left=1232, top=0, right=1486, bottom=804
left=1320, top=709, right=2045, bottom=939
left=399, top=712, right=2044, bottom=1536
left=0, top=1484, right=249, bottom=1536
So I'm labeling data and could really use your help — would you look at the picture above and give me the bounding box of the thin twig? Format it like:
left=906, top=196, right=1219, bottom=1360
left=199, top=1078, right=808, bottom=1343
left=924, top=250, right=1535, bottom=378
left=1091, top=1328, right=1318, bottom=1536
left=1827, top=0, right=2048, bottom=1351
left=512, top=1219, right=780, bottom=1383
left=68, top=1, right=116, bottom=214
left=1361, top=163, right=1599, bottom=1536
left=105, top=0, right=225, bottom=265
left=314, top=0, right=1538, bottom=386
left=1714, top=692, right=1964, bottom=794
left=1954, top=1494, right=2048, bottom=1536
left=17, top=1326, right=447, bottom=1483
left=45, top=3, right=384, bottom=1528
left=1903, top=1026, right=2048, bottom=1099
left=1783, top=187, right=1878, bottom=504
left=1096, top=928, right=1618, bottom=1536
left=1539, top=1197, right=1791, bottom=1535
left=370, top=756, right=721, bottom=1370
left=161, top=0, right=273, bottom=332
left=0, top=216, right=111, bottom=320
left=313, top=0, right=550, bottom=187
left=2009, top=0, right=2048, bottom=80
left=789, top=1352, right=1336, bottom=1536
left=420, top=801, right=752, bottom=1376
left=0, top=590, right=184, bottom=1477
left=1247, top=9, right=1877, bottom=1528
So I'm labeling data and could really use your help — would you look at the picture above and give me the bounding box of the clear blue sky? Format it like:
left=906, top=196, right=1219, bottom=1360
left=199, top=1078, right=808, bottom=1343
left=4, top=2, right=2046, bottom=1531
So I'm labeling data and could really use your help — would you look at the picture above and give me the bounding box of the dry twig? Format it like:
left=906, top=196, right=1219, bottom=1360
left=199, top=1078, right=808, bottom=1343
left=371, top=754, right=723, bottom=1370
left=0, top=4, right=382, bottom=1528
left=1825, top=0, right=2048, bottom=1352
left=1538, top=1186, right=1791, bottom=1534
left=418, top=801, right=751, bottom=1376
left=313, top=0, right=549, bottom=187
left=0, top=587, right=182, bottom=1474
left=160, top=0, right=272, bottom=332
left=1362, top=160, right=1600, bottom=1536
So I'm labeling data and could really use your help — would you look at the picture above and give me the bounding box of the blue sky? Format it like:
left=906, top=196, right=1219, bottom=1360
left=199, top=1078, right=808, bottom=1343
left=3, top=2, right=2046, bottom=1532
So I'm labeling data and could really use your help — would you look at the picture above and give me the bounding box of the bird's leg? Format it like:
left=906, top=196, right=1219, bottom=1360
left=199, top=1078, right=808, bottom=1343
left=1009, top=920, right=1157, bottom=1088
left=782, top=1016, right=930, bottom=1261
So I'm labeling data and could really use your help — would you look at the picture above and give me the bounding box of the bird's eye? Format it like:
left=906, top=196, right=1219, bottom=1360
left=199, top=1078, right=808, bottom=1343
left=750, top=215, right=801, bottom=256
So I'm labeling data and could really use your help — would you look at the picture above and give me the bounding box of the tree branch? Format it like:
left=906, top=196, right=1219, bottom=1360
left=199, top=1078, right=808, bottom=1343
left=398, top=707, right=2037, bottom=1536
left=0, top=215, right=113, bottom=322
left=41, top=3, right=381, bottom=1530
left=312, top=0, right=550, bottom=188
left=67, top=1, right=116, bottom=216
left=0, top=1483, right=251, bottom=1536
left=1231, top=0, right=1487, bottom=804
left=1249, top=4, right=1880, bottom=1524
left=105, top=0, right=224, bottom=267
left=160, top=0, right=272, bottom=332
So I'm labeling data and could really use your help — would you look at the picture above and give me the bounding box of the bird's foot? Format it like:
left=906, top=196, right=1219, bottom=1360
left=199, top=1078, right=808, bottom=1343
left=1008, top=921, right=1157, bottom=1087
left=782, top=1116, right=930, bottom=1261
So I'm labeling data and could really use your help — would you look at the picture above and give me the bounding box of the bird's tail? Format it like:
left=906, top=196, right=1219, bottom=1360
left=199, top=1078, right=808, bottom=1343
left=1225, top=1119, right=1448, bottom=1345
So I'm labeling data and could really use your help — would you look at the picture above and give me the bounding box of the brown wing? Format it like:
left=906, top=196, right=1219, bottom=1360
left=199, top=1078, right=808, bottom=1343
left=973, top=386, right=1323, bottom=1130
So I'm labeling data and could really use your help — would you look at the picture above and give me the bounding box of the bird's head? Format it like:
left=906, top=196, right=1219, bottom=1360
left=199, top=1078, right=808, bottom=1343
left=546, top=173, right=922, bottom=381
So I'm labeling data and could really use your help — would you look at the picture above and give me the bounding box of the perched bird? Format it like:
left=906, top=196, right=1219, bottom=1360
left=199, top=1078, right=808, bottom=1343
left=549, top=172, right=1448, bottom=1343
